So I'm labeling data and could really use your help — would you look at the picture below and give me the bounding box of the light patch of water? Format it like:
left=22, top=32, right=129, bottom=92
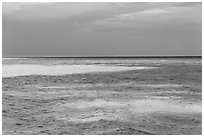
left=110, top=83, right=186, bottom=87
left=58, top=99, right=201, bottom=113
left=2, top=65, right=153, bottom=78
left=145, top=84, right=184, bottom=87
left=3, top=58, right=28, bottom=60
left=54, top=99, right=201, bottom=123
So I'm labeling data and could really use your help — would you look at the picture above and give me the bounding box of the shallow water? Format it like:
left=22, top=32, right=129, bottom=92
left=2, top=64, right=151, bottom=78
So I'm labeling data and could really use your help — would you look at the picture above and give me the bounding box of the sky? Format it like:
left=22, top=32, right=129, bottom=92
left=2, top=2, right=202, bottom=57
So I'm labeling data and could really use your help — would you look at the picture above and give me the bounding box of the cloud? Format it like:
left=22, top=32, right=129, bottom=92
left=3, top=2, right=201, bottom=30
left=3, top=2, right=201, bottom=56
left=2, top=2, right=113, bottom=21
left=3, top=2, right=50, bottom=14
left=2, top=2, right=187, bottom=22
left=113, top=8, right=170, bottom=20
left=136, top=8, right=170, bottom=15
left=91, top=4, right=201, bottom=29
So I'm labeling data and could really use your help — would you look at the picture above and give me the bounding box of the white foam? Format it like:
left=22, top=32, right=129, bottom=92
left=2, top=65, right=152, bottom=78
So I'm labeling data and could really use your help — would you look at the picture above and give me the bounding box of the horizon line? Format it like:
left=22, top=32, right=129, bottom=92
left=2, top=55, right=202, bottom=58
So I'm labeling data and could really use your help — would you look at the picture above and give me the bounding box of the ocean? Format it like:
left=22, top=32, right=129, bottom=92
left=3, top=57, right=201, bottom=78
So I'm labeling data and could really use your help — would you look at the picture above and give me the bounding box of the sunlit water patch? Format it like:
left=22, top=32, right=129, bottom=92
left=3, top=64, right=153, bottom=78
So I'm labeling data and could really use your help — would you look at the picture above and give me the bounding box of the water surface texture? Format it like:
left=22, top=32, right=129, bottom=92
left=2, top=57, right=202, bottom=135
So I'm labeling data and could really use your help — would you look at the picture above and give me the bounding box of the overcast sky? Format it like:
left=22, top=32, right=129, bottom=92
left=2, top=2, right=202, bottom=57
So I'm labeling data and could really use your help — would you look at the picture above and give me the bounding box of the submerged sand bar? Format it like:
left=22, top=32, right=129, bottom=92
left=3, top=65, right=153, bottom=78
